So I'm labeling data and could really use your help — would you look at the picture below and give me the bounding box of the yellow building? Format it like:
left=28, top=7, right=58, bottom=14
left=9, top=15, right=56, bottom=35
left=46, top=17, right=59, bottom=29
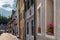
left=17, top=0, right=25, bottom=40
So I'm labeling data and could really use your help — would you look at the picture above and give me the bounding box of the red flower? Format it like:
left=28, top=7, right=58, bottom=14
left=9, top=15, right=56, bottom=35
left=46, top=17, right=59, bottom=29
left=47, top=23, right=54, bottom=34
left=48, top=23, right=54, bottom=27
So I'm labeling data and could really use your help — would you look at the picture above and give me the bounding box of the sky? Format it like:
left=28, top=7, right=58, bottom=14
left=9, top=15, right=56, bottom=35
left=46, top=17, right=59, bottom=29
left=0, top=0, right=16, bottom=17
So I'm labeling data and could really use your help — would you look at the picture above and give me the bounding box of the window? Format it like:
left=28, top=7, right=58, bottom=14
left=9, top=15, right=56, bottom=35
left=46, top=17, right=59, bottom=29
left=38, top=8, right=41, bottom=33
left=31, top=20, right=34, bottom=35
left=25, top=2, right=27, bottom=11
left=13, top=18, right=15, bottom=21
left=31, top=0, right=34, bottom=5
left=30, top=10, right=31, bottom=15
left=15, top=16, right=17, bottom=18
left=46, top=0, right=54, bottom=35
left=25, top=1, right=28, bottom=11
left=27, top=22, right=29, bottom=34
left=27, top=0, right=30, bottom=9
left=14, top=23, right=17, bottom=26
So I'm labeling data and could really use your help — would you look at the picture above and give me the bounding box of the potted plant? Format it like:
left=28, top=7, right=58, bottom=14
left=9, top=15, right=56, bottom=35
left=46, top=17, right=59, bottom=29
left=47, top=23, right=54, bottom=35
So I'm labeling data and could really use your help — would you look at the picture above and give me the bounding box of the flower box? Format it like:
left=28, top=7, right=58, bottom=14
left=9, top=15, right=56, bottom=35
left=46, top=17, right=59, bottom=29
left=47, top=23, right=54, bottom=35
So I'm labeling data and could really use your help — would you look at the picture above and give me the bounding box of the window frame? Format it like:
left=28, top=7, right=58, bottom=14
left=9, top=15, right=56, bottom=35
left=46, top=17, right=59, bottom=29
left=37, top=3, right=42, bottom=35
left=45, top=0, right=55, bottom=39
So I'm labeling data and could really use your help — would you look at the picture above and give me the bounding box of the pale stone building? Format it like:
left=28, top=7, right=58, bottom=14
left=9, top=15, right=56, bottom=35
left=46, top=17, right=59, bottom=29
left=35, top=0, right=60, bottom=40
left=24, top=0, right=34, bottom=40
left=24, top=0, right=60, bottom=40
left=8, top=10, right=19, bottom=37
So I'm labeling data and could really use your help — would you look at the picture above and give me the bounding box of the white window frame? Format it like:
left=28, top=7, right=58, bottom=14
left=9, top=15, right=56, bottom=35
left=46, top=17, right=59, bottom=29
left=45, top=0, right=56, bottom=39
left=37, top=3, right=42, bottom=36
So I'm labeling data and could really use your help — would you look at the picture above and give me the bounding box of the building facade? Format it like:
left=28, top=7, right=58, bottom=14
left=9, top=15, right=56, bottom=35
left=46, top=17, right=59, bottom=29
left=24, top=0, right=60, bottom=40
left=16, top=0, right=60, bottom=40
left=24, top=0, right=34, bottom=40
left=17, top=0, right=25, bottom=40
left=8, top=10, right=19, bottom=37
left=35, top=0, right=60, bottom=40
left=7, top=19, right=14, bottom=34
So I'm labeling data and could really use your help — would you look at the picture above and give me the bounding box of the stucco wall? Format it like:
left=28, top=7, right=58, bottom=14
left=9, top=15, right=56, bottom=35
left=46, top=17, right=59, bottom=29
left=56, top=0, right=60, bottom=40
left=25, top=4, right=34, bottom=40
left=36, top=0, right=58, bottom=40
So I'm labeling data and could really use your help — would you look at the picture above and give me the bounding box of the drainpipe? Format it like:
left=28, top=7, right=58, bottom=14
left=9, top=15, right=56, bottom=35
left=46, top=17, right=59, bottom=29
left=34, top=0, right=36, bottom=40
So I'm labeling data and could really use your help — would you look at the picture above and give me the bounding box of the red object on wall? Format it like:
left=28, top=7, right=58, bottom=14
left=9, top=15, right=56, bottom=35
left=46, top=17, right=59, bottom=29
left=38, top=25, right=41, bottom=33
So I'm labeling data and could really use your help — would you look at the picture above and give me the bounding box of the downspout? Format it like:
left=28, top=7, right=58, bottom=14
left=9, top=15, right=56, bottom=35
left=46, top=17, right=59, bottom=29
left=34, top=0, right=37, bottom=40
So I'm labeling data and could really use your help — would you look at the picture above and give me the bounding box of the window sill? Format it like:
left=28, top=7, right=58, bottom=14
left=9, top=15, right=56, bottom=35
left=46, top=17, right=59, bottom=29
left=26, top=34, right=29, bottom=36
left=37, top=33, right=42, bottom=36
left=45, top=34, right=55, bottom=39
left=31, top=36, right=34, bottom=37
left=26, top=14, right=34, bottom=20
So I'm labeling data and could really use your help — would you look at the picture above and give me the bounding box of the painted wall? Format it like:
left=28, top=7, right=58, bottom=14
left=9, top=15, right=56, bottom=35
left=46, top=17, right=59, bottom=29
left=36, top=0, right=59, bottom=40
left=25, top=4, right=34, bottom=40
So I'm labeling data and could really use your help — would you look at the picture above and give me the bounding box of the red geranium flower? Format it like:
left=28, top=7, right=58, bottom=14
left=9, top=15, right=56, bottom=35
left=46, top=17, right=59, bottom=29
left=48, top=23, right=54, bottom=27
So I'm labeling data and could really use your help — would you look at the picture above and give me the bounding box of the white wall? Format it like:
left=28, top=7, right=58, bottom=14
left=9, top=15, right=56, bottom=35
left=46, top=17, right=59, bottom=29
left=36, top=0, right=57, bottom=40
left=25, top=4, right=34, bottom=40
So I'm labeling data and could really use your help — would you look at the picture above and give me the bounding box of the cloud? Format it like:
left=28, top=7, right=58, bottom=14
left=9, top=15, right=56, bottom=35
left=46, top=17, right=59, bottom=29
left=2, top=4, right=11, bottom=8
left=0, top=0, right=14, bottom=11
left=0, top=0, right=14, bottom=6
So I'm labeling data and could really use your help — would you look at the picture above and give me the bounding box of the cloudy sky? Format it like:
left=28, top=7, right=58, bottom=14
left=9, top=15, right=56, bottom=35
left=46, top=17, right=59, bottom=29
left=0, top=0, right=16, bottom=17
